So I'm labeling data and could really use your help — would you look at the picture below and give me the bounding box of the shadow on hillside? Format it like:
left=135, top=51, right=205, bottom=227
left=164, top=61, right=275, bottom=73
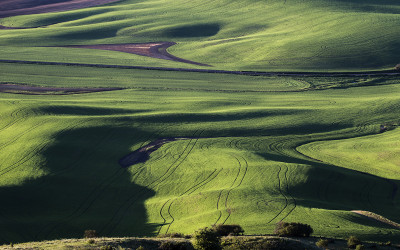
left=0, top=125, right=161, bottom=245
left=256, top=149, right=400, bottom=227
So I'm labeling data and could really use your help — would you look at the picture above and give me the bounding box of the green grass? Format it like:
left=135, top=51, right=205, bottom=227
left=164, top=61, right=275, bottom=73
left=0, top=0, right=400, bottom=245
left=0, top=0, right=399, bottom=71
left=0, top=63, right=400, bottom=244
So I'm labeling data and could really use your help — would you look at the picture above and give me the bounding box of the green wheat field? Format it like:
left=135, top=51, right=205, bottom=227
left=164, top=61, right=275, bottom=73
left=0, top=0, right=399, bottom=245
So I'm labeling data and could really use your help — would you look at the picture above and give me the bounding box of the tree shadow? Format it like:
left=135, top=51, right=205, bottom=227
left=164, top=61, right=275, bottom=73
left=0, top=125, right=161, bottom=244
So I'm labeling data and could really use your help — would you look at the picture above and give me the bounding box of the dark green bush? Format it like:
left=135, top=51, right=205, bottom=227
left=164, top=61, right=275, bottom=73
left=274, top=222, right=313, bottom=237
left=158, top=233, right=186, bottom=238
left=347, top=236, right=361, bottom=249
left=158, top=241, right=193, bottom=250
left=355, top=244, right=365, bottom=250
left=315, top=239, right=329, bottom=248
left=84, top=229, right=98, bottom=238
left=212, top=224, right=244, bottom=236
left=193, top=227, right=221, bottom=250
left=100, top=246, right=116, bottom=250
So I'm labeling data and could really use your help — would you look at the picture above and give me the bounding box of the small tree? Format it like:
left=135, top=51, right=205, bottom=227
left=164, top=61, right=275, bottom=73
left=84, top=229, right=98, bottom=238
left=316, top=239, right=329, bottom=249
left=274, top=222, right=313, bottom=237
left=192, top=227, right=221, bottom=250
left=347, top=236, right=361, bottom=249
left=212, top=224, right=244, bottom=236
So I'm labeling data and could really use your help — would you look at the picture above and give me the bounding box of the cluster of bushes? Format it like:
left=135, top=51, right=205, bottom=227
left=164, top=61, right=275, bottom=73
left=273, top=222, right=313, bottom=237
left=82, top=222, right=316, bottom=249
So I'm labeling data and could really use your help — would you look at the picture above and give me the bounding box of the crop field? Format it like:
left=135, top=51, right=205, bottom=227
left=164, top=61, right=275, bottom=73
left=0, top=0, right=400, bottom=246
left=0, top=0, right=400, bottom=71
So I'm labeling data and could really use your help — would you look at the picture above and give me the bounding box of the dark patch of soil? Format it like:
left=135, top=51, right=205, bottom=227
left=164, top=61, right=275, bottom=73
left=0, top=83, right=124, bottom=95
left=119, top=138, right=188, bottom=168
left=63, top=42, right=211, bottom=67
left=0, top=0, right=121, bottom=18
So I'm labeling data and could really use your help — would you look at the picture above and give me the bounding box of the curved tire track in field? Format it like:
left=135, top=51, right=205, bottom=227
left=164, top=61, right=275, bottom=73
left=39, top=127, right=169, bottom=239
left=100, top=131, right=202, bottom=236
left=266, top=165, right=289, bottom=225
left=162, top=168, right=222, bottom=234
left=214, top=153, right=242, bottom=225
left=278, top=166, right=297, bottom=222
left=0, top=119, right=46, bottom=152
left=221, top=155, right=248, bottom=225
left=0, top=107, right=29, bottom=134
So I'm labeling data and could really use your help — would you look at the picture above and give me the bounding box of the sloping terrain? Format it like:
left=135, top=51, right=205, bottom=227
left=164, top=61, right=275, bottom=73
left=0, top=0, right=399, bottom=71
left=0, top=0, right=399, bottom=246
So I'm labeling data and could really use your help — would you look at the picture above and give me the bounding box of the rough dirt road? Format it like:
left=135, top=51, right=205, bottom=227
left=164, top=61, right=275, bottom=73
left=63, top=43, right=211, bottom=67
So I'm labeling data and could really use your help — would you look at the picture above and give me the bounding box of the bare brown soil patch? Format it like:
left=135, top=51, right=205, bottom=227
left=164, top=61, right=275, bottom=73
left=119, top=138, right=191, bottom=167
left=352, top=210, right=400, bottom=229
left=0, top=83, right=123, bottom=95
left=64, top=43, right=210, bottom=66
left=0, top=0, right=121, bottom=18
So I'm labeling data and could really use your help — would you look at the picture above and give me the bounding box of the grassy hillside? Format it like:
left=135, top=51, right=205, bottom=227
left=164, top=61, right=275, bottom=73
left=0, top=63, right=400, bottom=244
left=0, top=0, right=399, bottom=71
left=0, top=0, right=400, bottom=246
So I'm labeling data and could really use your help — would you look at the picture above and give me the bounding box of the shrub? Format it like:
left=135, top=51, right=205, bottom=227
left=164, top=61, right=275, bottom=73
left=100, top=246, right=116, bottom=250
left=274, top=222, right=313, bottom=237
left=212, top=224, right=244, bottom=236
left=192, top=227, right=221, bottom=250
left=158, top=233, right=186, bottom=238
left=355, top=244, right=365, bottom=250
left=316, top=239, right=329, bottom=248
left=347, top=236, right=361, bottom=249
left=87, top=239, right=95, bottom=244
left=84, top=229, right=98, bottom=238
left=159, top=241, right=192, bottom=250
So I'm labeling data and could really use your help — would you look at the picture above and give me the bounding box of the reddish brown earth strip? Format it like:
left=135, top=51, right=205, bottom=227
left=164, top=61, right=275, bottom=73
left=352, top=210, right=400, bottom=229
left=0, top=83, right=123, bottom=95
left=0, top=0, right=121, bottom=18
left=63, top=43, right=211, bottom=66
left=119, top=138, right=192, bottom=167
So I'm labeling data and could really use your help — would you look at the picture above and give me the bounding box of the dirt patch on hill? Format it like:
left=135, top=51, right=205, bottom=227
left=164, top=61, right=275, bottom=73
left=63, top=43, right=211, bottom=66
left=119, top=138, right=191, bottom=168
left=352, top=210, right=400, bottom=229
left=0, top=0, right=121, bottom=18
left=0, top=83, right=123, bottom=95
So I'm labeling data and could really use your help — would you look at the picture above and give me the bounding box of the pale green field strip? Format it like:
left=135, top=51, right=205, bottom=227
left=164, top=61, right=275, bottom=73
left=0, top=73, right=400, bottom=243
left=0, top=0, right=399, bottom=71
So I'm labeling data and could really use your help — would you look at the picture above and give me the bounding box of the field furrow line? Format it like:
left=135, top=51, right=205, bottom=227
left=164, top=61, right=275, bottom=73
left=164, top=169, right=222, bottom=234
left=100, top=131, right=202, bottom=236
left=222, top=155, right=248, bottom=225
left=266, top=165, right=288, bottom=225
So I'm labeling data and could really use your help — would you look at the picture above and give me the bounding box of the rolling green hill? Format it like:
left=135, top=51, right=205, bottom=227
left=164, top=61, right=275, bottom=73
left=0, top=0, right=399, bottom=71
left=0, top=0, right=400, bottom=246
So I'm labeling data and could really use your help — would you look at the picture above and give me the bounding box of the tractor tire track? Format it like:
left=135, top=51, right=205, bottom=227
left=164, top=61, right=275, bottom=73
left=163, top=169, right=222, bottom=234
left=221, top=155, right=248, bottom=225
left=100, top=131, right=202, bottom=236
left=266, top=165, right=288, bottom=225
left=39, top=127, right=168, bottom=239
left=214, top=153, right=242, bottom=225
left=278, top=166, right=297, bottom=222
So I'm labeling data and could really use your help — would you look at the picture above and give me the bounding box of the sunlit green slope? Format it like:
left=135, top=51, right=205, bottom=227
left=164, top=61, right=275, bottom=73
left=0, top=0, right=399, bottom=71
left=0, top=64, right=399, bottom=244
